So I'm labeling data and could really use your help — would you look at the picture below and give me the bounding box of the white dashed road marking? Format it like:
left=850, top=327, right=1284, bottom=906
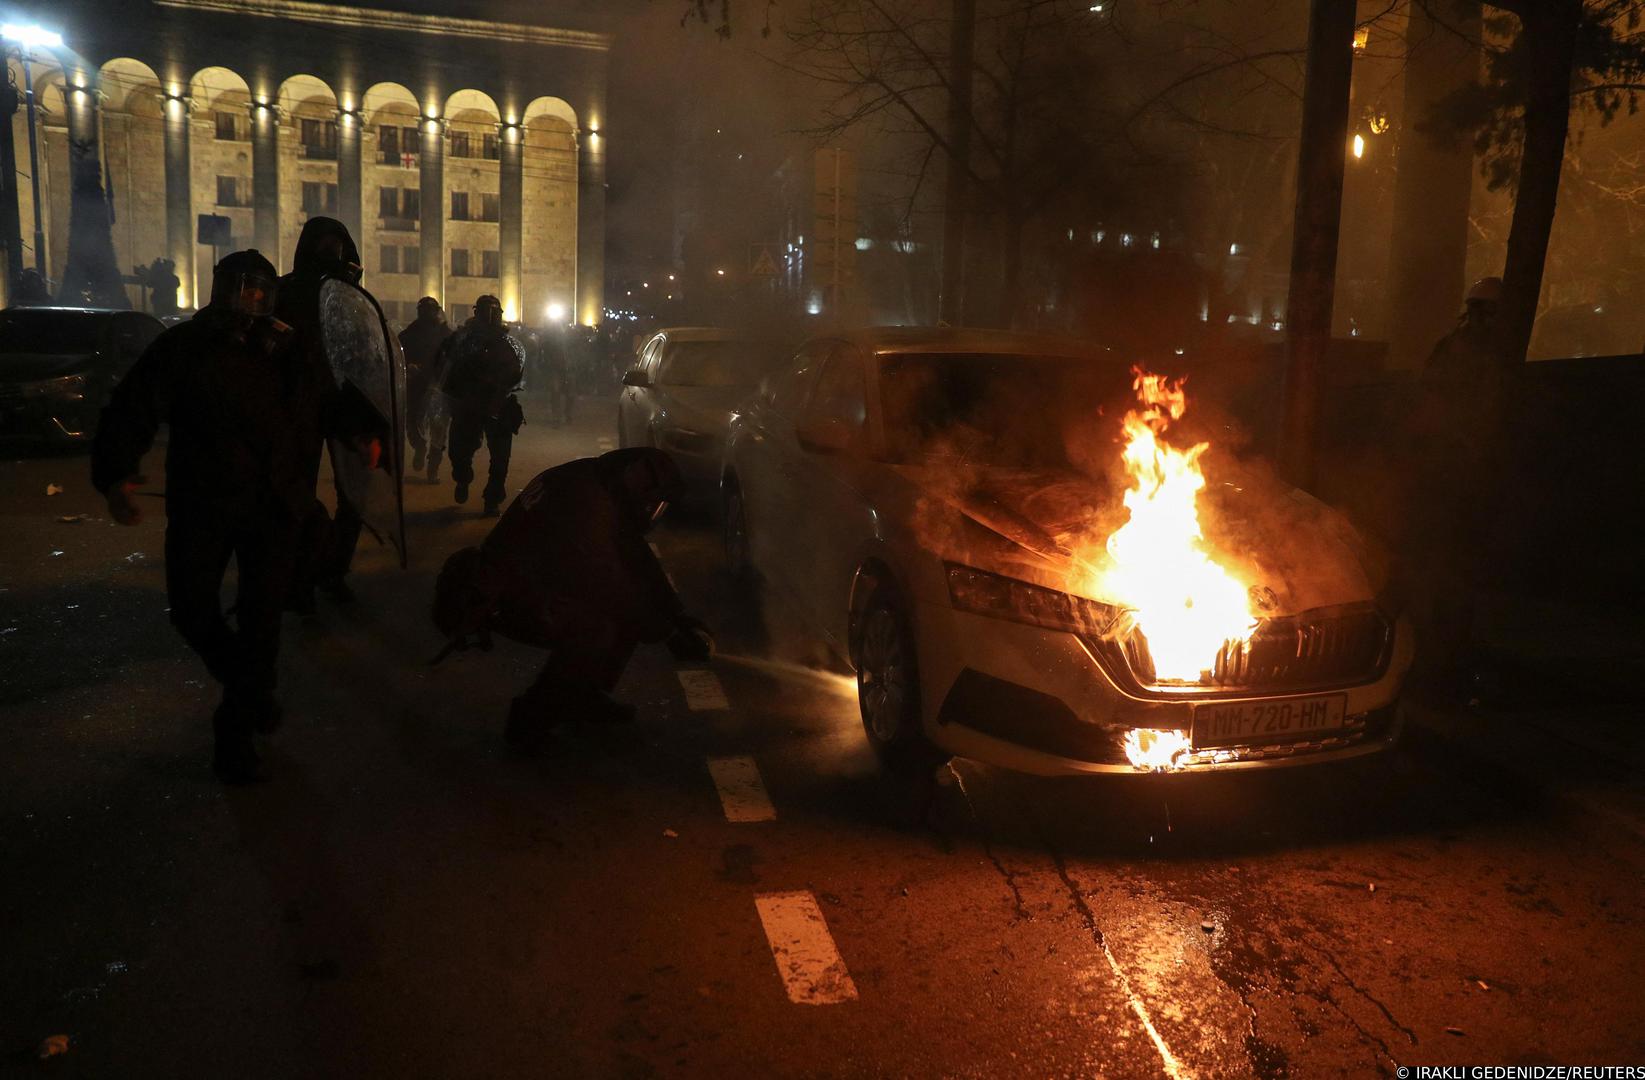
left=754, top=891, right=858, bottom=1005
left=676, top=669, right=729, bottom=711
left=706, top=755, right=777, bottom=822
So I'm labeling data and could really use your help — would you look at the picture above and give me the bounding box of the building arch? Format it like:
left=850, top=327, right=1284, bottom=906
left=185, top=66, right=255, bottom=300
left=359, top=81, right=424, bottom=323
left=441, top=88, right=502, bottom=310
left=275, top=74, right=340, bottom=259
left=98, top=59, right=169, bottom=309
left=520, top=96, right=579, bottom=325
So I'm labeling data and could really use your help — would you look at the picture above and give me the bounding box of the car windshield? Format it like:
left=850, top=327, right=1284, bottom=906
left=657, top=340, right=772, bottom=387
left=0, top=311, right=105, bottom=356
left=879, top=351, right=1128, bottom=468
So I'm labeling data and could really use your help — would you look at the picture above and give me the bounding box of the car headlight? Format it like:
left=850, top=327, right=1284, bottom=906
left=21, top=374, right=87, bottom=401
left=945, top=562, right=1121, bottom=635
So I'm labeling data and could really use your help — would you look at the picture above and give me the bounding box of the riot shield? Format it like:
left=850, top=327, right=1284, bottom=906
left=319, top=278, right=408, bottom=568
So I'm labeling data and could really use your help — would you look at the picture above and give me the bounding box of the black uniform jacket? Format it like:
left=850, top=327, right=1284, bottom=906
left=91, top=309, right=336, bottom=526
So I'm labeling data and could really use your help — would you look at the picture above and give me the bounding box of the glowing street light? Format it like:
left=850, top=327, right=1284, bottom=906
left=1, top=23, right=63, bottom=49
left=546, top=301, right=567, bottom=324
left=3, top=22, right=64, bottom=278
left=1351, top=133, right=1365, bottom=160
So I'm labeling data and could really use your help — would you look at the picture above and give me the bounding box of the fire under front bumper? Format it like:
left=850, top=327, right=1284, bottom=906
left=911, top=600, right=1413, bottom=776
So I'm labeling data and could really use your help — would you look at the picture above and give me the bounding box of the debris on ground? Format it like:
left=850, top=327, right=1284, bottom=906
left=1368, top=882, right=1377, bottom=893
left=57, top=514, right=86, bottom=523
left=106, top=960, right=127, bottom=975
left=124, top=552, right=146, bottom=564
left=45, top=483, right=64, bottom=496
left=49, top=550, right=64, bottom=557
left=1200, top=920, right=1216, bottom=933
left=37, top=1034, right=70, bottom=1059
left=1445, top=1026, right=1466, bottom=1037
left=662, top=828, right=679, bottom=839
left=1476, top=980, right=1490, bottom=991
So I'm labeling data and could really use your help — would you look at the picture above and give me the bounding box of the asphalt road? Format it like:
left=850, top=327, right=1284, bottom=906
left=3, top=392, right=1644, bottom=1078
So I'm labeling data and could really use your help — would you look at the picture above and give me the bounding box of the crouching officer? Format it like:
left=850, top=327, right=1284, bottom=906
left=431, top=448, right=714, bottom=754
left=440, top=294, right=524, bottom=515
left=91, top=250, right=336, bottom=783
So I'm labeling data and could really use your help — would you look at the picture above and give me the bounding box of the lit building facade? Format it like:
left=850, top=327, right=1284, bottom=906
left=7, top=0, right=609, bottom=326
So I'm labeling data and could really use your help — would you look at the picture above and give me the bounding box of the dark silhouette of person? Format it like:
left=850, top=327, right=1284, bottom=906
left=400, top=296, right=452, bottom=483
left=439, top=294, right=524, bottom=515
left=91, top=250, right=346, bottom=783
left=431, top=448, right=714, bottom=754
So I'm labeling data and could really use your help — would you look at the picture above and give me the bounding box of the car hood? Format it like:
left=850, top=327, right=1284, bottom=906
left=0, top=352, right=98, bottom=383
left=655, top=385, right=752, bottom=434
left=892, top=461, right=1384, bottom=617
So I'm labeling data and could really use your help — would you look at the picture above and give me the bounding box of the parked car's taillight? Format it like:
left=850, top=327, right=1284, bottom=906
left=945, top=562, right=1121, bottom=636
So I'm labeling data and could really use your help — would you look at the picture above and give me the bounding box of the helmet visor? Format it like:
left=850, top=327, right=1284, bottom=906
left=224, top=271, right=278, bottom=317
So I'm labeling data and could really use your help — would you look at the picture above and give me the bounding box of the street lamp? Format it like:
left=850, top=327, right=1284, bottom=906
left=2, top=22, right=63, bottom=278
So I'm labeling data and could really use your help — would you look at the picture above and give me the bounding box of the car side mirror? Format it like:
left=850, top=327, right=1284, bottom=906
left=797, top=416, right=854, bottom=455
left=622, top=368, right=651, bottom=388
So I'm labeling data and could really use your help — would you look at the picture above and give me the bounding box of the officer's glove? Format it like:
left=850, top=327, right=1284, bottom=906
left=666, top=615, right=716, bottom=663
left=106, top=474, right=147, bottom=526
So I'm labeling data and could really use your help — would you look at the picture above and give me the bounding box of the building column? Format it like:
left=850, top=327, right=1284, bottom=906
left=575, top=124, right=605, bottom=327
left=337, top=106, right=362, bottom=244
left=419, top=114, right=444, bottom=304
left=162, top=91, right=194, bottom=308
left=250, top=100, right=279, bottom=263
left=498, top=121, right=523, bottom=321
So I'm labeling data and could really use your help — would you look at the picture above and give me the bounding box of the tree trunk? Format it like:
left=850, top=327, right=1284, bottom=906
left=939, top=0, right=975, bottom=326
left=999, top=209, right=1024, bottom=328
left=1279, top=0, right=1357, bottom=489
left=1496, top=1, right=1580, bottom=366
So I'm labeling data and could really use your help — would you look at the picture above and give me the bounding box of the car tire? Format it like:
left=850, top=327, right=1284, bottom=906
left=723, top=480, right=756, bottom=586
left=856, top=585, right=947, bottom=776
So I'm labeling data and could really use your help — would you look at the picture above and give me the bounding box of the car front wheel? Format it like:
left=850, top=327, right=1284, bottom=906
left=856, top=587, right=946, bottom=775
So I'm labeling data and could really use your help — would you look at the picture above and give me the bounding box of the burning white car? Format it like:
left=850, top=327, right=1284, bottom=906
left=720, top=328, right=1411, bottom=775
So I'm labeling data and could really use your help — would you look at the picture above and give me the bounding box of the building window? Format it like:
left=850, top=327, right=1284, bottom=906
left=482, top=133, right=499, bottom=160
left=215, top=175, right=249, bottom=208
left=302, top=181, right=338, bottom=216
left=450, top=190, right=470, bottom=221
left=481, top=250, right=499, bottom=278
left=379, top=186, right=420, bottom=229
left=451, top=249, right=470, bottom=277
left=450, top=131, right=471, bottom=159
left=378, top=123, right=420, bottom=166
left=479, top=192, right=500, bottom=223
left=215, top=111, right=242, bottom=141
left=402, top=245, right=421, bottom=275
left=380, top=244, right=399, bottom=274
left=300, top=117, right=338, bottom=160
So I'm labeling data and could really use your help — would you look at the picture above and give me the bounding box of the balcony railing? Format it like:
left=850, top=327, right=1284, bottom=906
left=379, top=216, right=419, bottom=233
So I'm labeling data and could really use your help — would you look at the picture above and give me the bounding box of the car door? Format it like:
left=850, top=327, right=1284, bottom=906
left=620, top=333, right=662, bottom=445
left=737, top=341, right=828, bottom=601
left=788, top=342, right=876, bottom=647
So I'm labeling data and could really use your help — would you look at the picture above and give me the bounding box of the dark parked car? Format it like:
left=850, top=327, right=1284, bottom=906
left=0, top=307, right=164, bottom=445
left=616, top=327, right=779, bottom=493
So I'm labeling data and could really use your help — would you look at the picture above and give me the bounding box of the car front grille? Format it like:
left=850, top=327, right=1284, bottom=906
left=1094, top=604, right=1393, bottom=696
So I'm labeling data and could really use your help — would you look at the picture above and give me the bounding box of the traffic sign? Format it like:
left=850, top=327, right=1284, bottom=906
left=750, top=246, right=780, bottom=276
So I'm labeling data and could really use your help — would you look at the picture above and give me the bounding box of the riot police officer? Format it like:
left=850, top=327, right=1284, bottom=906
left=440, top=294, right=525, bottom=516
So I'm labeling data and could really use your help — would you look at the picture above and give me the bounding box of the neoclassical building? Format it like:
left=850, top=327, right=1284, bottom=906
left=8, top=0, right=610, bottom=326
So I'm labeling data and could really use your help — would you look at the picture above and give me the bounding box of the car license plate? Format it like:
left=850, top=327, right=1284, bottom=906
left=1192, top=694, right=1347, bottom=748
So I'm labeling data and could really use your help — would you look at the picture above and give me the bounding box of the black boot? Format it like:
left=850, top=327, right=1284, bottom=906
left=427, top=449, right=442, bottom=484
left=454, top=480, right=469, bottom=504
left=412, top=445, right=426, bottom=472
left=212, top=700, right=266, bottom=784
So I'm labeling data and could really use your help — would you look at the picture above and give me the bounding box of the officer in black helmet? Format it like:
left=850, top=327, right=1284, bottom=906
left=92, top=250, right=343, bottom=783
left=439, top=294, right=525, bottom=515
left=401, top=296, right=453, bottom=483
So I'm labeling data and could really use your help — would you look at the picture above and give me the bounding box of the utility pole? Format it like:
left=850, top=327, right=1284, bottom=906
left=1279, top=0, right=1357, bottom=489
left=938, top=0, right=974, bottom=326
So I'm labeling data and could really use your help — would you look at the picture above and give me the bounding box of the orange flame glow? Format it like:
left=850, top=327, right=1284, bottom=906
left=1094, top=370, right=1255, bottom=683
left=1123, top=728, right=1192, bottom=770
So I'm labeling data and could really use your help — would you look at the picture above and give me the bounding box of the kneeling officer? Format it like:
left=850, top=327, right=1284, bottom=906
left=432, top=448, right=714, bottom=753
